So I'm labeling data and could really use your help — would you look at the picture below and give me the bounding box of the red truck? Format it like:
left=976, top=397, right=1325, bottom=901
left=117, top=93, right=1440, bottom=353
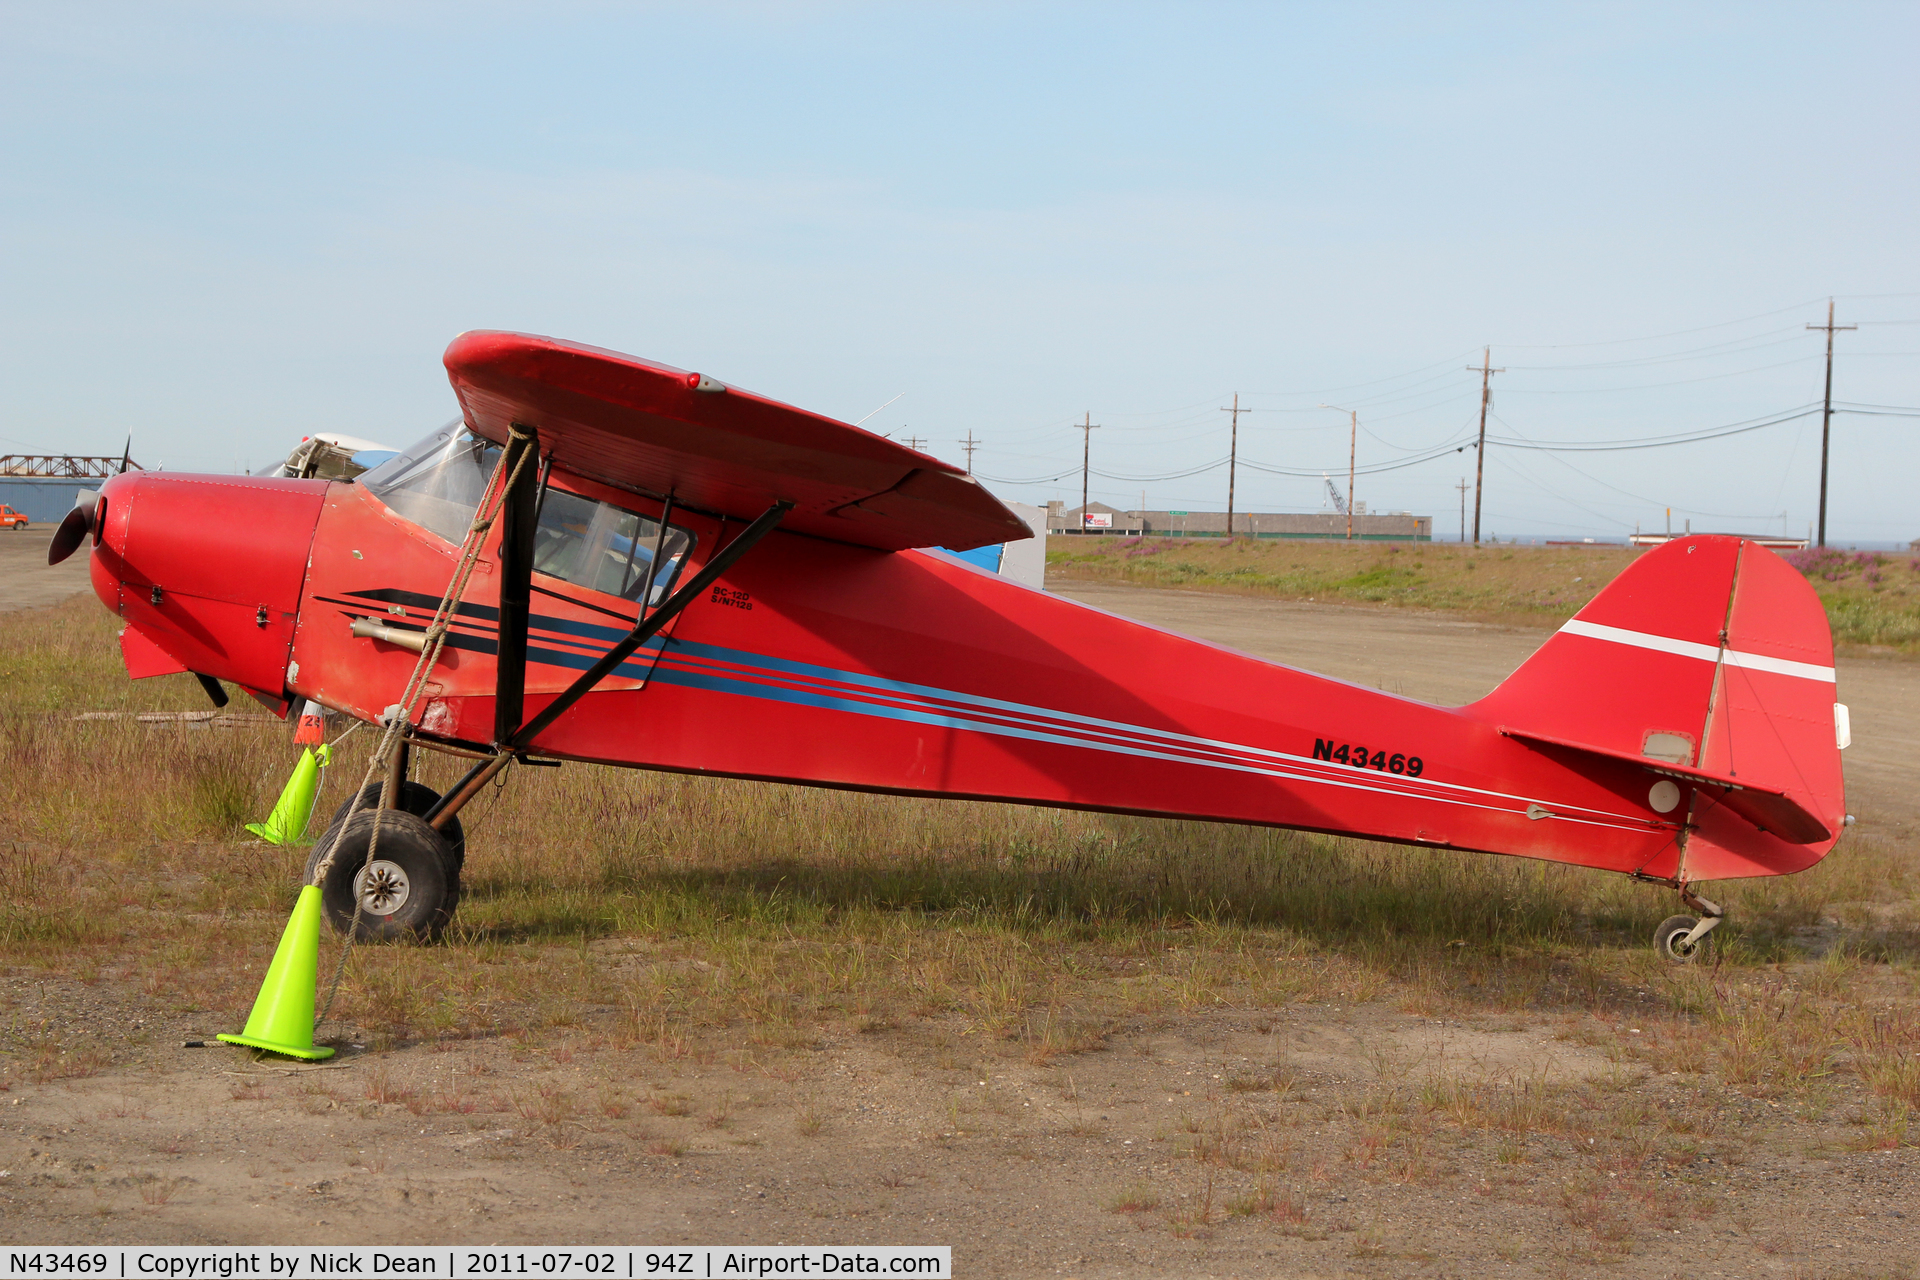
left=0, top=505, right=27, bottom=530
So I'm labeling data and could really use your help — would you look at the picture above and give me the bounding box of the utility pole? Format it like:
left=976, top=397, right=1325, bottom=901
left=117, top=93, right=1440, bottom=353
left=1467, top=347, right=1504, bottom=544
left=957, top=431, right=979, bottom=474
left=1808, top=299, right=1855, bottom=547
left=1345, top=410, right=1357, bottom=540
left=1077, top=412, right=1100, bottom=534
left=1219, top=393, right=1253, bottom=538
left=1319, top=403, right=1361, bottom=539
left=1456, top=478, right=1469, bottom=543
left=902, top=434, right=927, bottom=453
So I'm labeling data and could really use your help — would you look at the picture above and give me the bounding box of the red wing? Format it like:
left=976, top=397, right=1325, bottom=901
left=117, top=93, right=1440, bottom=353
left=443, top=331, right=1029, bottom=552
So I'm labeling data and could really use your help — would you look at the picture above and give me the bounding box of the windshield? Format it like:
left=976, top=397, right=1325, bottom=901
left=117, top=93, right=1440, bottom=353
left=360, top=423, right=500, bottom=545
left=362, top=425, right=695, bottom=605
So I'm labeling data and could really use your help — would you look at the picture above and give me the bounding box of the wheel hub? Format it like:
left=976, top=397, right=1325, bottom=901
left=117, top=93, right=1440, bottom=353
left=355, top=858, right=412, bottom=914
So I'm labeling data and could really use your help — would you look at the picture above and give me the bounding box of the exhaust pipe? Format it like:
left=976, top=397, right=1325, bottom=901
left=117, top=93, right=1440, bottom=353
left=349, top=615, right=440, bottom=657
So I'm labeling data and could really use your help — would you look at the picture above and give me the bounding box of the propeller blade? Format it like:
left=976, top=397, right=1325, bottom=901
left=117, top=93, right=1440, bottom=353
left=49, top=503, right=93, bottom=565
left=120, top=435, right=132, bottom=475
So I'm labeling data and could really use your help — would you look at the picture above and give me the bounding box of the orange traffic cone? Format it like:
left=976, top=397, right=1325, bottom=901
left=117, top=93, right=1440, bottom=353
left=292, top=699, right=326, bottom=746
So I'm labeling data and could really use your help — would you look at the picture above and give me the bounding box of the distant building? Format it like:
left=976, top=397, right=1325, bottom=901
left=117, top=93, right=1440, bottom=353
left=1046, top=501, right=1144, bottom=535
left=1629, top=533, right=1808, bottom=550
left=0, top=454, right=140, bottom=523
left=0, top=477, right=102, bottom=524
left=1046, top=501, right=1430, bottom=541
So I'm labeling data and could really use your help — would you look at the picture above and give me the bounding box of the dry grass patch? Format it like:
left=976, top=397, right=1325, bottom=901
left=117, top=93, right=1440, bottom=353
left=1048, top=536, right=1636, bottom=625
left=1046, top=535, right=1920, bottom=651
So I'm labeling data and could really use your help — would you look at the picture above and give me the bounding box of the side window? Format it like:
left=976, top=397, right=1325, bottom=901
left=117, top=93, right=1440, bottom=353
left=532, top=486, right=694, bottom=605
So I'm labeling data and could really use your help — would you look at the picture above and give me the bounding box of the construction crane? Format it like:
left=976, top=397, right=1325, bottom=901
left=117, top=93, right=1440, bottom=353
left=1322, top=474, right=1348, bottom=515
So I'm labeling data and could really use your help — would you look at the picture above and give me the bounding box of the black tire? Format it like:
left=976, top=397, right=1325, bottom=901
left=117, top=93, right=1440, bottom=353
left=304, top=810, right=458, bottom=942
left=1654, top=914, right=1711, bottom=963
left=330, top=781, right=464, bottom=870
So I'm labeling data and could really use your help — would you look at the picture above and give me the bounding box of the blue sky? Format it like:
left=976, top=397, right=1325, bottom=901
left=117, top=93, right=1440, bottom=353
left=3, top=2, right=1916, bottom=541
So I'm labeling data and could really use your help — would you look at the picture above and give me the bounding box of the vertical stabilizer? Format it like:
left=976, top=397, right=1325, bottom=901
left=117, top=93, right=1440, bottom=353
left=1471, top=537, right=1845, bottom=881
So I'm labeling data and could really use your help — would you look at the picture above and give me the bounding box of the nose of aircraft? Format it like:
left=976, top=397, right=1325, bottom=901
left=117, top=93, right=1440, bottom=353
left=75, top=471, right=330, bottom=703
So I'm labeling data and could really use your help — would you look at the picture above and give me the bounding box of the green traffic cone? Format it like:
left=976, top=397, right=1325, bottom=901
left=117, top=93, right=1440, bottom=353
left=217, top=885, right=336, bottom=1061
left=245, top=745, right=328, bottom=845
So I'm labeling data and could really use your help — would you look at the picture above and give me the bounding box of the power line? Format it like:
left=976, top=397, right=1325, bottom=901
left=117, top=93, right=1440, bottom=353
left=1494, top=297, right=1829, bottom=350
left=989, top=401, right=1829, bottom=488
left=1810, top=299, right=1856, bottom=547
left=1358, top=408, right=1479, bottom=454
left=1093, top=457, right=1232, bottom=482
left=1244, top=349, right=1484, bottom=399
left=976, top=468, right=1081, bottom=485
left=1485, top=449, right=1627, bottom=534
left=1484, top=404, right=1821, bottom=451
left=968, top=293, right=1912, bottom=530
left=1239, top=441, right=1472, bottom=478
left=1497, top=328, right=1806, bottom=372
left=1489, top=411, right=1795, bottom=520
left=1497, top=354, right=1822, bottom=394
left=1836, top=406, right=1920, bottom=417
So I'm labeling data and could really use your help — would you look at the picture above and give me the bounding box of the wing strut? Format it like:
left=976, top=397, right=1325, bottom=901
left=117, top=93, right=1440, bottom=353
left=493, top=426, right=541, bottom=743
left=423, top=499, right=794, bottom=830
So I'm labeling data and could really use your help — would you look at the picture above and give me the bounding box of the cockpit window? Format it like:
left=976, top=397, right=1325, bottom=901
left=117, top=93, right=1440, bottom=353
left=532, top=486, right=693, bottom=605
left=361, top=425, right=695, bottom=605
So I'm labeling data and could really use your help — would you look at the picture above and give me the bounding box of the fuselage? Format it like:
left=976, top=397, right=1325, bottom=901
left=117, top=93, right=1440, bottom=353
left=87, top=464, right=1723, bottom=884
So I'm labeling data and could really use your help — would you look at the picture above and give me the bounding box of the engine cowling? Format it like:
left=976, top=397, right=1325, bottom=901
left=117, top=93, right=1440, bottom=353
left=87, top=472, right=328, bottom=700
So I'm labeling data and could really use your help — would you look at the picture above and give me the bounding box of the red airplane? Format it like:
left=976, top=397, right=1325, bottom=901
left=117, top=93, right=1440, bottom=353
left=51, top=331, right=1850, bottom=961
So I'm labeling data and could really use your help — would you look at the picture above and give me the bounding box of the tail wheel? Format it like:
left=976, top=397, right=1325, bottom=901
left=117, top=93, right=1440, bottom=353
left=304, top=810, right=458, bottom=941
left=330, top=780, right=465, bottom=870
left=1654, top=914, right=1711, bottom=964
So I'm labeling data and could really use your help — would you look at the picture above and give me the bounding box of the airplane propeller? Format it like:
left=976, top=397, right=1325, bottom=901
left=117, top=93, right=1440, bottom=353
left=49, top=436, right=127, bottom=565
left=48, top=492, right=100, bottom=566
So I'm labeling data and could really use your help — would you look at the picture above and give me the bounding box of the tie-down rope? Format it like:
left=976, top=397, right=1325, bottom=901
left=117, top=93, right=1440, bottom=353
left=312, top=427, right=535, bottom=1029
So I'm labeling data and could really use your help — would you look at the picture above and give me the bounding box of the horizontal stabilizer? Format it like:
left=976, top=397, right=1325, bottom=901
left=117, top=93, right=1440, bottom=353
left=1500, top=726, right=1833, bottom=844
left=444, top=331, right=1030, bottom=553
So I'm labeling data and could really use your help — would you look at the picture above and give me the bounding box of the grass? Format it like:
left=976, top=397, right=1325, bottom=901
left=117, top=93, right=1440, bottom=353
left=1046, top=535, right=1920, bottom=651
left=1, top=594, right=1916, bottom=1035
left=1, top=590, right=1918, bottom=1256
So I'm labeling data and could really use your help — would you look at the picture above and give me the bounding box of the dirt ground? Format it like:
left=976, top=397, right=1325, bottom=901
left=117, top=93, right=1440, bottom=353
left=2, top=572, right=1916, bottom=1276
left=0, top=525, right=91, bottom=613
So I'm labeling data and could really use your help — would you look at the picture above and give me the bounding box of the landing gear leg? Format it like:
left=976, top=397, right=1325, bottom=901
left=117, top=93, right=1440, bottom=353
left=381, top=731, right=411, bottom=810
left=1653, top=886, right=1724, bottom=963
